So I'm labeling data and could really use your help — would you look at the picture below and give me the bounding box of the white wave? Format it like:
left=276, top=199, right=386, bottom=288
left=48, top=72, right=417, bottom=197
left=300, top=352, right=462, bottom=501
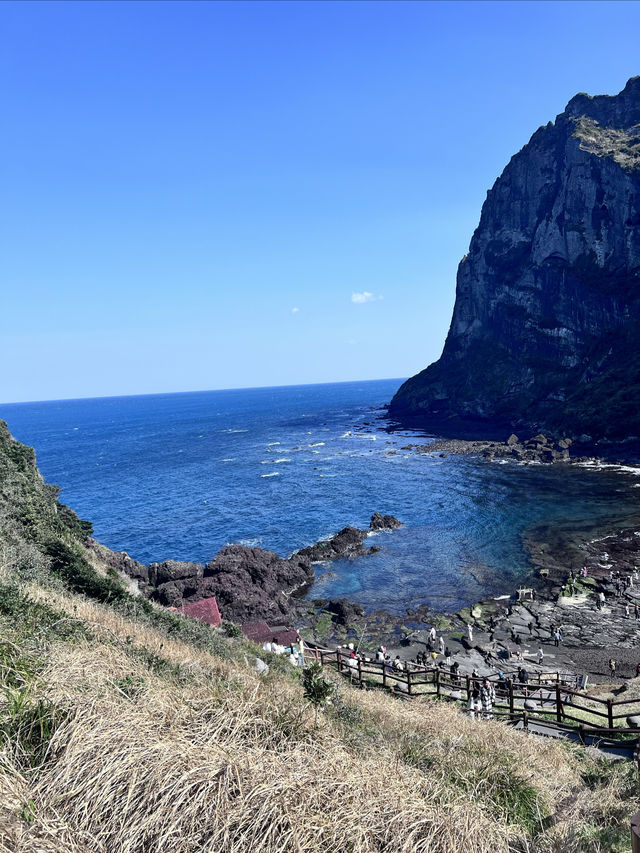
left=267, top=441, right=280, bottom=446
left=220, top=458, right=236, bottom=462
left=274, top=458, right=291, bottom=463
left=311, top=450, right=320, bottom=454
left=341, top=431, right=352, bottom=438
left=221, top=428, right=248, bottom=433
left=239, top=537, right=261, bottom=547
left=576, top=460, right=640, bottom=476
left=261, top=472, right=280, bottom=478
left=309, top=442, right=325, bottom=447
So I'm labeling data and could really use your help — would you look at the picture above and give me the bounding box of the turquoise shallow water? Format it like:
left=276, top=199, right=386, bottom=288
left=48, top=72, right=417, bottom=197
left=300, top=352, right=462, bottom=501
left=2, top=378, right=639, bottom=613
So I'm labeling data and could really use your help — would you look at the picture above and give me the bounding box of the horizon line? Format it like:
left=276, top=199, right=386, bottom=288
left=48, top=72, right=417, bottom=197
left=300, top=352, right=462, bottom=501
left=0, top=375, right=408, bottom=408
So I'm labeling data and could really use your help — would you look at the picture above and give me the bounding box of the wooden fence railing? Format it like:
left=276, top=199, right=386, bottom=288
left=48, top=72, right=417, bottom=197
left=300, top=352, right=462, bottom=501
left=632, top=811, right=640, bottom=853
left=307, top=644, right=640, bottom=738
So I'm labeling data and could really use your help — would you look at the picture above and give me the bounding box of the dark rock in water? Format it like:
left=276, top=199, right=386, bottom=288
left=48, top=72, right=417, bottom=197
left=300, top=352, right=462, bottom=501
left=389, top=77, right=640, bottom=441
left=298, top=526, right=369, bottom=562
left=299, top=513, right=402, bottom=562
left=369, top=512, right=403, bottom=531
left=326, top=598, right=365, bottom=626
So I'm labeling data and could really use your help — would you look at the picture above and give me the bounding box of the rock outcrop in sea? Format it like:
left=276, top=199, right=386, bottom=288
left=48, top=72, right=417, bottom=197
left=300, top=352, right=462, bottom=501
left=390, top=77, right=640, bottom=441
left=103, top=512, right=402, bottom=622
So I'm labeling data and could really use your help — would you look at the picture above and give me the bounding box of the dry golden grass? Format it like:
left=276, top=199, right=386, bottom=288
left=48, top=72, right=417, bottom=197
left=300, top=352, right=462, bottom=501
left=1, top=574, right=638, bottom=853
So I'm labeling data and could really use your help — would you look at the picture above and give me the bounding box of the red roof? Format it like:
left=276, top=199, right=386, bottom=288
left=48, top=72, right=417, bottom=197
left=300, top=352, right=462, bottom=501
left=181, top=596, right=222, bottom=626
left=241, top=621, right=299, bottom=647
left=242, top=621, right=273, bottom=643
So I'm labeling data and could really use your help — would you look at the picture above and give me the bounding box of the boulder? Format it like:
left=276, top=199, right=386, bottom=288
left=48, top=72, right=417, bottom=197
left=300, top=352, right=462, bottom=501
left=199, top=545, right=314, bottom=623
left=254, top=658, right=269, bottom=676
left=626, top=715, right=640, bottom=728
left=152, top=560, right=203, bottom=586
left=326, top=598, right=365, bottom=626
left=507, top=434, right=519, bottom=446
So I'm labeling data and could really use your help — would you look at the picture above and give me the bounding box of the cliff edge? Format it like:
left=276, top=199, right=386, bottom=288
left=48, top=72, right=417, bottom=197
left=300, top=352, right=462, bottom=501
left=390, top=77, right=640, bottom=440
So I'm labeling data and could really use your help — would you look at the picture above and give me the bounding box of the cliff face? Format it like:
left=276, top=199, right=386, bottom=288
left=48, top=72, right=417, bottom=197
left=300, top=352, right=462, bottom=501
left=390, top=77, right=640, bottom=440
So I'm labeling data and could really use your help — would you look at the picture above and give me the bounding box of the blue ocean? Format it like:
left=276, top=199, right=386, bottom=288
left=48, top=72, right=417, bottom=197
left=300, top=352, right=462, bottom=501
left=2, top=378, right=639, bottom=614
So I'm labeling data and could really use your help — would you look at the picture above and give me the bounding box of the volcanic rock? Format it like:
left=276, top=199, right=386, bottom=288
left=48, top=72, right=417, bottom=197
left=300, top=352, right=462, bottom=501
left=390, top=77, right=640, bottom=441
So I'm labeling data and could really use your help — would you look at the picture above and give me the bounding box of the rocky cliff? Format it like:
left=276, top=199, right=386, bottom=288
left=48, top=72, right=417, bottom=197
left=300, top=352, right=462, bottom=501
left=390, top=77, right=640, bottom=440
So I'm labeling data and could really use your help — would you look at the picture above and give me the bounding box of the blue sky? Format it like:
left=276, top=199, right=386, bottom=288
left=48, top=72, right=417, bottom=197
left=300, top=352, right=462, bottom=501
left=2, top=0, right=639, bottom=403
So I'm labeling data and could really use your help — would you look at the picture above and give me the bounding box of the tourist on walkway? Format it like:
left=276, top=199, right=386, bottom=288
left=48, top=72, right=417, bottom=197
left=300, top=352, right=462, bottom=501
left=467, top=687, right=481, bottom=720
left=537, top=647, right=544, bottom=666
left=480, top=679, right=496, bottom=719
left=296, top=634, right=306, bottom=667
left=438, top=635, right=445, bottom=655
left=609, top=658, right=616, bottom=677
left=636, top=603, right=640, bottom=620
left=528, top=621, right=533, bottom=635
left=467, top=623, right=474, bottom=642
left=429, top=626, right=437, bottom=644
left=553, top=630, right=563, bottom=647
left=625, top=603, right=631, bottom=619
left=597, top=591, right=605, bottom=610
left=444, top=646, right=451, bottom=667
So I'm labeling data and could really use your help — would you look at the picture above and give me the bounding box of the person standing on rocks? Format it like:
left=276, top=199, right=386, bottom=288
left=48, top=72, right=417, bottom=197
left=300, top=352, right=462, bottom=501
left=467, top=623, right=474, bottom=643
left=429, top=626, right=437, bottom=646
left=537, top=647, right=544, bottom=666
left=597, top=591, right=605, bottom=611
left=635, top=603, right=640, bottom=620
left=438, top=635, right=445, bottom=655
left=609, top=658, right=616, bottom=677
left=625, top=603, right=631, bottom=619
left=445, top=646, right=451, bottom=667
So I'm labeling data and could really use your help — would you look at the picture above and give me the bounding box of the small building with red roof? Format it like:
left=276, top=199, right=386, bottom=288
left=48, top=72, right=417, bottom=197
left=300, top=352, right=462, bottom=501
left=180, top=596, right=222, bottom=627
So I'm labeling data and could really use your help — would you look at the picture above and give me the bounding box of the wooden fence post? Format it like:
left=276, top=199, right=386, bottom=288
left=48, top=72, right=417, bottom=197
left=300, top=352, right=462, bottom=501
left=336, top=650, right=342, bottom=673
left=607, top=698, right=614, bottom=731
left=556, top=683, right=562, bottom=723
left=631, top=811, right=640, bottom=853
left=465, top=673, right=471, bottom=700
left=358, top=658, right=362, bottom=689
left=382, top=663, right=387, bottom=689
left=435, top=668, right=441, bottom=697
left=406, top=668, right=412, bottom=696
left=508, top=680, right=514, bottom=720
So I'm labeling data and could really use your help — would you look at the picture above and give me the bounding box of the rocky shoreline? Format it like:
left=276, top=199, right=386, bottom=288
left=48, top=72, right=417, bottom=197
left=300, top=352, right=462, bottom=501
left=399, top=432, right=599, bottom=465
left=103, top=512, right=403, bottom=625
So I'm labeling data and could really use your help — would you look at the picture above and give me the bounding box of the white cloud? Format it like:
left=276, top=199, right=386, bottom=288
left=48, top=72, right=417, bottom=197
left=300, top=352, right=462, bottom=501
left=291, top=307, right=299, bottom=313
left=351, top=291, right=382, bottom=304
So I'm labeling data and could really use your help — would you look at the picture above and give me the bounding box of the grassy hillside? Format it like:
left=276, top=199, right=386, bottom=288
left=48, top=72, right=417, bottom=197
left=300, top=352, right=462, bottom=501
left=0, top=421, right=638, bottom=852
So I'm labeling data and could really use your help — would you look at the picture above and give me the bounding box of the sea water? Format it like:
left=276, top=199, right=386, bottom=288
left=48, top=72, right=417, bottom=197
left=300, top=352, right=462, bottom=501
left=2, top=378, right=639, bottom=613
